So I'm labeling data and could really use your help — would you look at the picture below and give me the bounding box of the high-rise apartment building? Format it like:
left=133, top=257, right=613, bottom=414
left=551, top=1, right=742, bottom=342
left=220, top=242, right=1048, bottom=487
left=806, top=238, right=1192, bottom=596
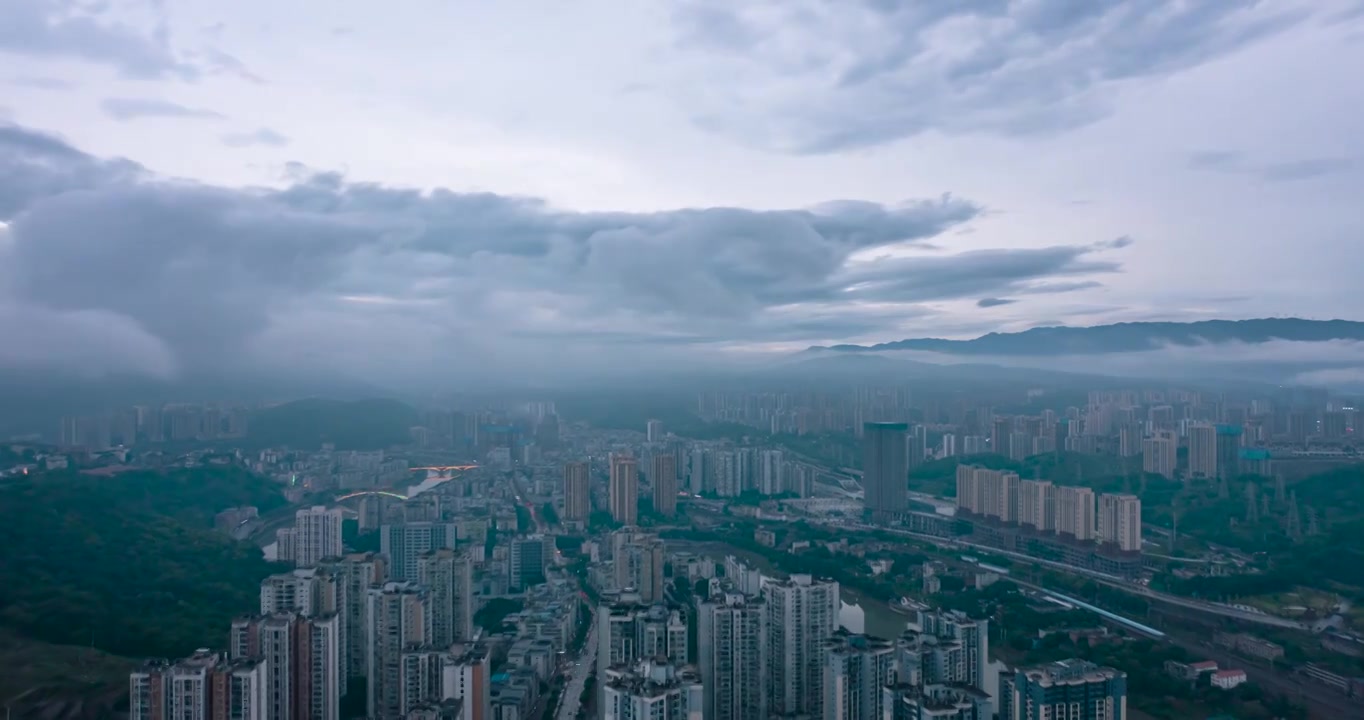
left=230, top=613, right=340, bottom=720
left=764, top=574, right=839, bottom=717
left=211, top=658, right=266, bottom=720
left=611, top=529, right=666, bottom=602
left=442, top=645, right=491, bottom=720
left=758, top=449, right=785, bottom=496
left=1097, top=494, right=1142, bottom=552
left=418, top=549, right=474, bottom=646
left=646, top=419, right=664, bottom=443
left=915, top=609, right=989, bottom=692
left=610, top=454, right=640, bottom=525
left=954, top=466, right=1019, bottom=523
left=651, top=453, right=678, bottom=516
left=698, top=592, right=768, bottom=720
left=1054, top=486, right=1096, bottom=542
left=1141, top=431, right=1178, bottom=480
left=563, top=461, right=591, bottom=523
left=602, top=660, right=703, bottom=720
left=822, top=632, right=895, bottom=720
left=1216, top=425, right=1244, bottom=480
left=399, top=649, right=446, bottom=716
left=508, top=535, right=549, bottom=591
left=260, top=567, right=342, bottom=617
left=367, top=582, right=427, bottom=719
left=323, top=553, right=385, bottom=682
left=1187, top=424, right=1217, bottom=480
left=294, top=506, right=344, bottom=568
left=380, top=522, right=458, bottom=582
left=863, top=422, right=909, bottom=522
left=1017, top=479, right=1055, bottom=532
left=940, top=433, right=957, bottom=459
left=598, top=599, right=691, bottom=687
left=998, top=659, right=1127, bottom=720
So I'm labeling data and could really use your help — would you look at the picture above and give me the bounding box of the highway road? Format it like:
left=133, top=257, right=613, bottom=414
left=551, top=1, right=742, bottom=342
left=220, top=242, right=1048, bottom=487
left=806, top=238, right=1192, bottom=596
left=556, top=615, right=598, bottom=720
left=839, top=521, right=1309, bottom=630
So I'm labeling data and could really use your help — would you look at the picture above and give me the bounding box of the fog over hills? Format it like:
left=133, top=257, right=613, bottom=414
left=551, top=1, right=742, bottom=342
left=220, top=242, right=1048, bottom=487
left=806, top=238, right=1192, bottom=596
left=804, top=318, right=1364, bottom=388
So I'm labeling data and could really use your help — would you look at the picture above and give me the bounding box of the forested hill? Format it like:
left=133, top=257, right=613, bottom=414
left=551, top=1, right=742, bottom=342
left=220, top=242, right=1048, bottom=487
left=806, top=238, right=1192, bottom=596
left=0, top=466, right=288, bottom=659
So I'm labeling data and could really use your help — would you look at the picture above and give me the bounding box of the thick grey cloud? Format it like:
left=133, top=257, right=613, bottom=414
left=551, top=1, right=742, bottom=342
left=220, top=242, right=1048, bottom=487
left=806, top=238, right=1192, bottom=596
left=222, top=127, right=289, bottom=147
left=0, top=122, right=1133, bottom=382
left=834, top=240, right=1128, bottom=304
left=667, top=0, right=1321, bottom=152
left=0, top=124, right=142, bottom=218
left=101, top=97, right=224, bottom=121
left=0, top=0, right=194, bottom=79
left=1189, top=150, right=1357, bottom=182
left=977, top=297, right=1016, bottom=308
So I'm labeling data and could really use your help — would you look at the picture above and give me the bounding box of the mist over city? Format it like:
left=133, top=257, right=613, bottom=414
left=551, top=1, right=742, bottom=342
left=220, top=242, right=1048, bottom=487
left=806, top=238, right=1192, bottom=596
left=2, top=1, right=1364, bottom=720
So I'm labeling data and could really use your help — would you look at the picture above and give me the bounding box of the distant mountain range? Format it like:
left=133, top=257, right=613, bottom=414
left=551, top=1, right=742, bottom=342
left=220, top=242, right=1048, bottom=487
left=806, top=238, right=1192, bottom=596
left=808, top=318, right=1364, bottom=356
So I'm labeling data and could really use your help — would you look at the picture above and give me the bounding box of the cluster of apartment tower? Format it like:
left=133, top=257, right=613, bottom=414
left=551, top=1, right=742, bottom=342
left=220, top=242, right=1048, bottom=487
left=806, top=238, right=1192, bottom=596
left=130, top=506, right=487, bottom=720
left=600, top=564, right=1127, bottom=720
left=955, top=466, right=1142, bottom=553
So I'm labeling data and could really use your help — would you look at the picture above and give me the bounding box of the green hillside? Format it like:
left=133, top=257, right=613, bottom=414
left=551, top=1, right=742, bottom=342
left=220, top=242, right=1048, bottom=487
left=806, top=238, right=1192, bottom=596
left=0, top=467, right=288, bottom=659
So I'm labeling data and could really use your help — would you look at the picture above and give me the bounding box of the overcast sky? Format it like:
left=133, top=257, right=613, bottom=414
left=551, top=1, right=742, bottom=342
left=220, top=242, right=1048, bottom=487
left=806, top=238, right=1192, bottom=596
left=1, top=0, right=1361, bottom=385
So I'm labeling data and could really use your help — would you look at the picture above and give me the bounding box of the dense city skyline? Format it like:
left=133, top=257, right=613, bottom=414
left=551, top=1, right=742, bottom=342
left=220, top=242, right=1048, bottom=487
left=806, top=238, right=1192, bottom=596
left=3, top=2, right=1364, bottom=719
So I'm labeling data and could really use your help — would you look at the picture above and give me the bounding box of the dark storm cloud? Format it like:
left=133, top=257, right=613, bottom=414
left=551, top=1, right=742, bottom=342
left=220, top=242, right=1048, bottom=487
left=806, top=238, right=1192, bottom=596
left=668, top=0, right=1320, bottom=152
left=222, top=127, right=290, bottom=147
left=0, top=124, right=142, bottom=218
left=1188, top=150, right=1357, bottom=182
left=0, top=122, right=1129, bottom=380
left=101, top=97, right=224, bottom=121
left=977, top=298, right=1016, bottom=308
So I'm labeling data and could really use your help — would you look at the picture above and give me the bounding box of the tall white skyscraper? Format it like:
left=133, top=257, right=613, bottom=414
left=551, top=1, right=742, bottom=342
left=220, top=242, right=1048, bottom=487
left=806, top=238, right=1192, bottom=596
left=759, top=449, right=785, bottom=495
left=1142, top=430, right=1178, bottom=480
left=941, top=433, right=957, bottom=458
left=294, top=506, right=344, bottom=567
left=1097, top=493, right=1142, bottom=552
left=822, top=632, right=895, bottom=720
left=646, top=419, right=664, bottom=443
left=1188, top=423, right=1218, bottom=479
left=1017, top=479, right=1055, bottom=532
left=1055, top=486, right=1096, bottom=541
left=698, top=592, right=767, bottom=720
left=764, top=574, right=839, bottom=718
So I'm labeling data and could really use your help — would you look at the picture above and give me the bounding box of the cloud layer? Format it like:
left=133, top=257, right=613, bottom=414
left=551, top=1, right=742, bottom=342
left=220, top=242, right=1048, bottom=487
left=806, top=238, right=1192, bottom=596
left=0, top=123, right=1134, bottom=384
left=668, top=0, right=1320, bottom=152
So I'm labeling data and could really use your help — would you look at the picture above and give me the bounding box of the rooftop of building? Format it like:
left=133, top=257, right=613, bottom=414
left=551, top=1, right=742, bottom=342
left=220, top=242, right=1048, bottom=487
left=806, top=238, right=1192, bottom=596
left=1020, top=658, right=1125, bottom=686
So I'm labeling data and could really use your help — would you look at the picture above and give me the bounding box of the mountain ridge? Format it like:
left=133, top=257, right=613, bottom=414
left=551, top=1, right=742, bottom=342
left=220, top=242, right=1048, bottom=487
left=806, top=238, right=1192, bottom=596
left=808, top=318, right=1364, bottom=356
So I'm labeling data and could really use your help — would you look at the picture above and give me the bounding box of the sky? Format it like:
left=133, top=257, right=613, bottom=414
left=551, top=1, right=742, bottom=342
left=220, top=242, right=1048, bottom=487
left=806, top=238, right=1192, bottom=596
left=0, top=0, right=1362, bottom=386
